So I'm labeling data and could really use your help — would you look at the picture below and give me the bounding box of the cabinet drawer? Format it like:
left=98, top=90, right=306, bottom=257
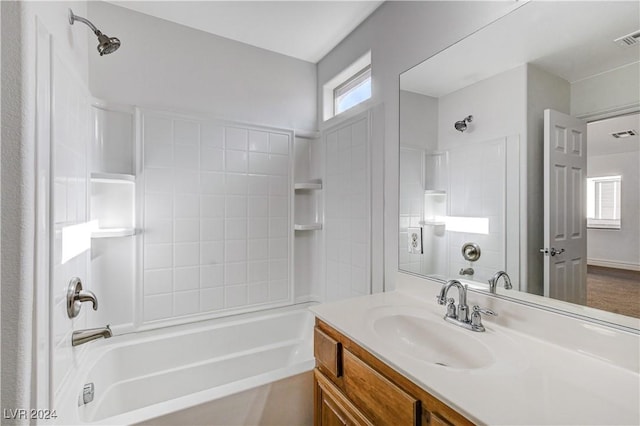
left=343, top=350, right=420, bottom=426
left=315, top=369, right=373, bottom=426
left=315, top=327, right=342, bottom=378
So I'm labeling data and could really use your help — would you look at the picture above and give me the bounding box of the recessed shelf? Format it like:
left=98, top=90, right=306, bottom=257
left=419, top=220, right=446, bottom=226
left=294, top=223, right=323, bottom=231
left=424, top=190, right=446, bottom=195
left=91, top=228, right=136, bottom=238
left=91, top=172, right=135, bottom=184
left=294, top=182, right=322, bottom=190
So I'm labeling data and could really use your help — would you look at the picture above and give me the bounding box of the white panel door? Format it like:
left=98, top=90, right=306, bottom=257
left=543, top=109, right=587, bottom=304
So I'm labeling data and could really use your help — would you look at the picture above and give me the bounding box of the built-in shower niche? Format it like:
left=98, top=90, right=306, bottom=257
left=88, top=103, right=137, bottom=331
left=90, top=173, right=135, bottom=238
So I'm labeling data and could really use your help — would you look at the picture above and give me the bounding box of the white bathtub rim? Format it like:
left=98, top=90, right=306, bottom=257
left=108, top=301, right=317, bottom=348
left=55, top=303, right=316, bottom=425
left=68, top=301, right=316, bottom=380
left=90, top=360, right=315, bottom=426
left=134, top=299, right=314, bottom=334
left=85, top=336, right=307, bottom=422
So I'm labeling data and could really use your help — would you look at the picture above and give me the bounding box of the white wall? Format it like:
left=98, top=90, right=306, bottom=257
left=1, top=0, right=91, bottom=418
left=438, top=65, right=526, bottom=149
left=587, top=151, right=640, bottom=270
left=572, top=62, right=640, bottom=120
left=317, top=1, right=522, bottom=290
left=88, top=1, right=317, bottom=132
left=400, top=90, right=438, bottom=150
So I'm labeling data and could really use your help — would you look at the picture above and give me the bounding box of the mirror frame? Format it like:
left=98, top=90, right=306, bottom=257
left=397, top=2, right=640, bottom=334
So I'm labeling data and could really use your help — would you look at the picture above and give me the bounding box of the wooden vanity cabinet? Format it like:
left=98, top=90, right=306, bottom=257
left=313, top=319, right=474, bottom=426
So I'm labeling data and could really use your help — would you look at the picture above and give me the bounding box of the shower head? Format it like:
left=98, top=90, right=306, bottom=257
left=69, top=9, right=120, bottom=56
left=454, top=115, right=473, bottom=132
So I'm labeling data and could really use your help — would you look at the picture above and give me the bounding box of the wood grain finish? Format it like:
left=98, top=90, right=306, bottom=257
left=314, top=318, right=474, bottom=426
left=315, top=369, right=373, bottom=426
left=427, top=411, right=454, bottom=426
left=343, top=350, right=420, bottom=426
left=315, top=327, right=342, bottom=377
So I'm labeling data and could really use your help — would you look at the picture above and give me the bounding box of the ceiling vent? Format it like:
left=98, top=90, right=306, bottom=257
left=614, top=30, right=640, bottom=47
left=611, top=130, right=637, bottom=139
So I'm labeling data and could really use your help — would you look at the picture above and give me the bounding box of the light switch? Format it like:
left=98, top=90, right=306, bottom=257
left=408, top=227, right=423, bottom=254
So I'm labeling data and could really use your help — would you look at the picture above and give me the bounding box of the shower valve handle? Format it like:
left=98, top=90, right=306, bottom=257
left=67, top=277, right=99, bottom=318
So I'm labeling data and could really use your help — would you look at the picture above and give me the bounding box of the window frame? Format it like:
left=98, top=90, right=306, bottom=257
left=587, top=175, right=622, bottom=230
left=333, top=65, right=372, bottom=116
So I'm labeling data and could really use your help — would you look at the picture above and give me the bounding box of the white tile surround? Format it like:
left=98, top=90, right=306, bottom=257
left=140, top=111, right=293, bottom=324
left=324, top=113, right=371, bottom=301
left=446, top=138, right=506, bottom=283
left=399, top=138, right=508, bottom=283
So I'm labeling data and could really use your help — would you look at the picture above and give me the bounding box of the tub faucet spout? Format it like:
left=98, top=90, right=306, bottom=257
left=72, top=325, right=112, bottom=347
left=488, top=271, right=512, bottom=294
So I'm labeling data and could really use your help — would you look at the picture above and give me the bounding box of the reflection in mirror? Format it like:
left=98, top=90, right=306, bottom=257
left=399, top=1, right=640, bottom=328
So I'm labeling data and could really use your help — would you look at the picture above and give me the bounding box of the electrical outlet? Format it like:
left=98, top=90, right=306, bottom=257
left=407, top=227, right=423, bottom=254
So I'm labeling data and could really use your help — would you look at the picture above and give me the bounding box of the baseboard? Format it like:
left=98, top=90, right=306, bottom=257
left=587, top=258, right=640, bottom=271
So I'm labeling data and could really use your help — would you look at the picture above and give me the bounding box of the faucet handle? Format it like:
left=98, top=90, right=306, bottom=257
left=470, top=305, right=496, bottom=331
left=472, top=305, right=497, bottom=316
left=445, top=298, right=456, bottom=318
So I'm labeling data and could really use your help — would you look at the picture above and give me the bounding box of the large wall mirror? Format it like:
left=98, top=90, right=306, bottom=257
left=399, top=1, right=639, bottom=330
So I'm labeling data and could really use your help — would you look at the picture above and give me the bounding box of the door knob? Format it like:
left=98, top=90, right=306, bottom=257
left=539, top=248, right=565, bottom=256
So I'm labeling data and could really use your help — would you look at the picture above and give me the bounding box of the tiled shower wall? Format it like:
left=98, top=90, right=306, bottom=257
left=398, top=139, right=508, bottom=283
left=446, top=138, right=506, bottom=283
left=141, top=110, right=292, bottom=324
left=324, top=114, right=371, bottom=301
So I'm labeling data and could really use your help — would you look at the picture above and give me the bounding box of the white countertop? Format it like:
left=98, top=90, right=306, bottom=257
left=310, top=285, right=640, bottom=425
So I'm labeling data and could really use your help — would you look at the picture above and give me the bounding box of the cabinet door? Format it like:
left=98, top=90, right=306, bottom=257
left=342, top=350, right=420, bottom=426
left=315, top=369, right=373, bottom=426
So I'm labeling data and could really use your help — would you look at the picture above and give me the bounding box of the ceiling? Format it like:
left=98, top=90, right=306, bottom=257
left=401, top=1, right=640, bottom=97
left=588, top=113, right=640, bottom=157
left=107, top=1, right=384, bottom=63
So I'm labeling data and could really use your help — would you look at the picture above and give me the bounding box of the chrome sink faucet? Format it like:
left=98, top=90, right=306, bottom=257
left=488, top=271, right=512, bottom=294
left=436, top=280, right=496, bottom=332
left=437, top=279, right=470, bottom=322
left=72, top=325, right=112, bottom=347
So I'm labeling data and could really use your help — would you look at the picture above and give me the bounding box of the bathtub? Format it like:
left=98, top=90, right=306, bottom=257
left=56, top=304, right=315, bottom=425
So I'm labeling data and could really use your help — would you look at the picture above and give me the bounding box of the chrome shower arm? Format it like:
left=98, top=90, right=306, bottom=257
left=69, top=9, right=100, bottom=35
left=68, top=8, right=120, bottom=56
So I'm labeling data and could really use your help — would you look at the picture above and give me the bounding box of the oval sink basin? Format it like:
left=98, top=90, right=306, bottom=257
left=372, top=312, right=495, bottom=370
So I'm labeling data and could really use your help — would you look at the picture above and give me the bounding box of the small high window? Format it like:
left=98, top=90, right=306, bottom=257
left=334, top=65, right=371, bottom=116
left=322, top=51, right=371, bottom=121
left=587, top=175, right=621, bottom=229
